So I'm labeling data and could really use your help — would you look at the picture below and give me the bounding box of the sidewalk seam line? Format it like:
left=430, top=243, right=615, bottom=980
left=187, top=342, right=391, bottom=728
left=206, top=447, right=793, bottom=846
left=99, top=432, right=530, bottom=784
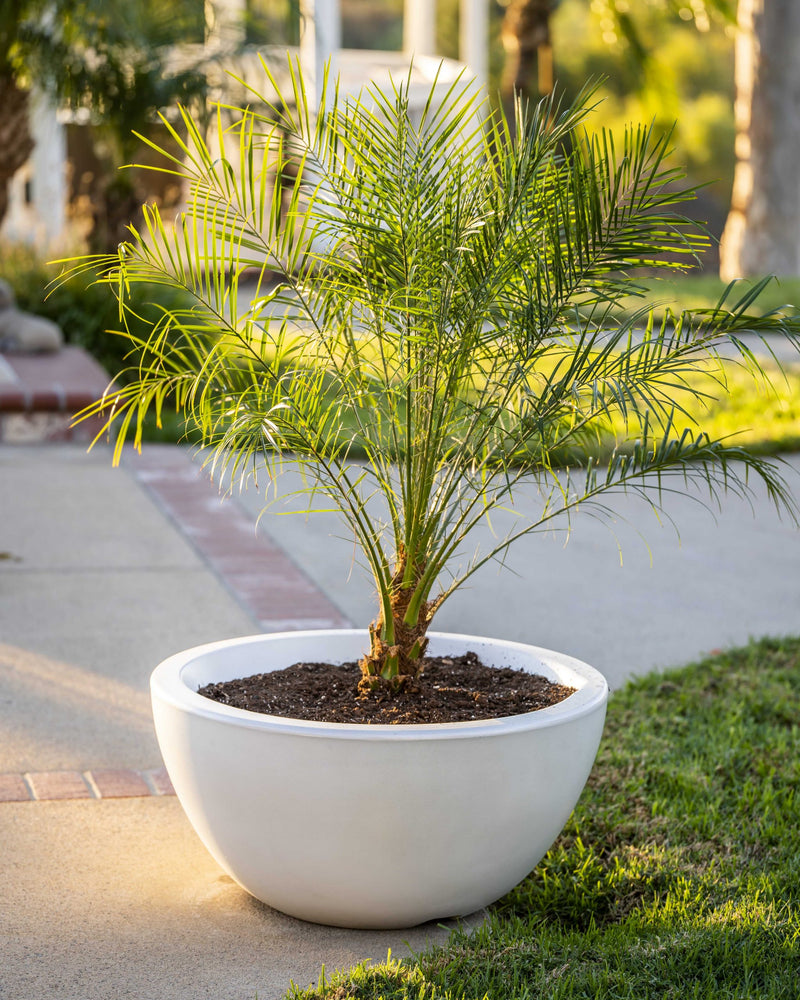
left=83, top=771, right=102, bottom=799
left=140, top=769, right=160, bottom=796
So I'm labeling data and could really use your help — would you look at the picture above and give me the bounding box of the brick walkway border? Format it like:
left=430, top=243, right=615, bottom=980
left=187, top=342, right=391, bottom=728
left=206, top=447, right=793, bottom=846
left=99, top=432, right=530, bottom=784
left=126, top=446, right=351, bottom=633
left=0, top=346, right=109, bottom=443
left=0, top=768, right=175, bottom=803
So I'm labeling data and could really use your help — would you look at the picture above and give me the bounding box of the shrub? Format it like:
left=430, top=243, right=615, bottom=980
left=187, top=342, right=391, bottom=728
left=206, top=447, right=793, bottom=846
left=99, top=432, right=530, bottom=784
left=0, top=243, right=193, bottom=382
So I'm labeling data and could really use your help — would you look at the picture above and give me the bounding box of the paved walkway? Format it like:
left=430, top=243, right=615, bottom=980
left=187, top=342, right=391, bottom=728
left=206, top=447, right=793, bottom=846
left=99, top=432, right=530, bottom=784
left=2, top=439, right=800, bottom=999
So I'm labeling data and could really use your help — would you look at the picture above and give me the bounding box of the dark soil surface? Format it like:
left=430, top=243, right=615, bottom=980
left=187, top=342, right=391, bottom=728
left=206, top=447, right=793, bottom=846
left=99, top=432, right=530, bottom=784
left=197, top=651, right=576, bottom=724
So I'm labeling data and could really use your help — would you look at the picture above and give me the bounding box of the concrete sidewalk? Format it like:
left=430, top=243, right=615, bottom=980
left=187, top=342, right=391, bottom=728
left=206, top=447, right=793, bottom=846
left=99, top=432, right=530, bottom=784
left=2, top=442, right=800, bottom=1000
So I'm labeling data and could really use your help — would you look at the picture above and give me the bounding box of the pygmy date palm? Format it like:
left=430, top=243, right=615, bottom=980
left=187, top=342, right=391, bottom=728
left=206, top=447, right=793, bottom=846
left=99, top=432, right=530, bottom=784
left=64, top=61, right=799, bottom=691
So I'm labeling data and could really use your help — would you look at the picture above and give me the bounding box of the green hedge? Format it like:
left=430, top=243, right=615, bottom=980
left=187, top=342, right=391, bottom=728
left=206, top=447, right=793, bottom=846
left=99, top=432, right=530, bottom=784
left=0, top=244, right=193, bottom=383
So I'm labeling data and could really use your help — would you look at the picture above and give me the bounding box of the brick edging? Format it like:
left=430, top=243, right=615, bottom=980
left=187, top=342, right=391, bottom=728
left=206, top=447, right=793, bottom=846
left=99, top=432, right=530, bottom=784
left=0, top=768, right=175, bottom=803
left=125, top=446, right=352, bottom=633
left=0, top=346, right=110, bottom=415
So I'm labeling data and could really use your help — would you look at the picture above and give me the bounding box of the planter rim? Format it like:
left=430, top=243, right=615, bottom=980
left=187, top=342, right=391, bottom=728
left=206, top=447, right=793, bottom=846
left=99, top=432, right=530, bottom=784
left=151, top=629, right=608, bottom=741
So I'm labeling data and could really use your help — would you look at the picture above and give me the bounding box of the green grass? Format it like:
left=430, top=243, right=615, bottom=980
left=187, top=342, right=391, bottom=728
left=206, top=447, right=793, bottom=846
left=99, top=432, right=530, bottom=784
left=287, top=636, right=800, bottom=1000
left=609, top=358, right=800, bottom=460
left=611, top=274, right=800, bottom=326
left=133, top=355, right=800, bottom=462
left=129, top=275, right=800, bottom=457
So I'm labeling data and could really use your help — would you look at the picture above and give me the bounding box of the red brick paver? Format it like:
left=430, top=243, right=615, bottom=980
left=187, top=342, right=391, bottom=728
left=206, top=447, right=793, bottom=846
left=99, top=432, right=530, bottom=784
left=27, top=771, right=92, bottom=801
left=88, top=769, right=151, bottom=799
left=0, top=773, right=32, bottom=802
left=126, top=446, right=351, bottom=632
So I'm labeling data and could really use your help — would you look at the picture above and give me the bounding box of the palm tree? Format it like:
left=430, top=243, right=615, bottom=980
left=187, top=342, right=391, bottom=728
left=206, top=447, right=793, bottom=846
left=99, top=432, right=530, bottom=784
left=65, top=63, right=799, bottom=690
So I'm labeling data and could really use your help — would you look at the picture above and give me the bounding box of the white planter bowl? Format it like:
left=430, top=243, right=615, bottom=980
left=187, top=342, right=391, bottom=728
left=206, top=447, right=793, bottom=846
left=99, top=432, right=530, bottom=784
left=151, top=630, right=608, bottom=929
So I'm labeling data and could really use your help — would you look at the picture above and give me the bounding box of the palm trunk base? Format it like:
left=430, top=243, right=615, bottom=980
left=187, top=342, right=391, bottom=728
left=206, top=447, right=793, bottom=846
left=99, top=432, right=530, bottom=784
left=358, top=582, right=442, bottom=691
left=358, top=618, right=430, bottom=692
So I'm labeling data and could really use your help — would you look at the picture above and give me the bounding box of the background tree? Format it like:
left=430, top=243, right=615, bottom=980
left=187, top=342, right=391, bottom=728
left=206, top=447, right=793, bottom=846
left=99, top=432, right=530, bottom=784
left=501, top=0, right=734, bottom=104
left=521, top=0, right=737, bottom=270
left=500, top=0, right=554, bottom=99
left=502, top=1, right=800, bottom=279
left=720, top=0, right=800, bottom=278
left=0, top=0, right=41, bottom=223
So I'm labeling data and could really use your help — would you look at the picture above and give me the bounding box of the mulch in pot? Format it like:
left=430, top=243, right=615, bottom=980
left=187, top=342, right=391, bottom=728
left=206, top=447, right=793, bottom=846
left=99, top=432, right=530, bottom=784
left=197, top=650, right=576, bottom=724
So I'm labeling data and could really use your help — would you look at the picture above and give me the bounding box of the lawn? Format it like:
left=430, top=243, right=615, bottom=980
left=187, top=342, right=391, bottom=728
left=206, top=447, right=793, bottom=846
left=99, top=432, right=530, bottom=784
left=287, top=636, right=800, bottom=1000
left=6, top=248, right=797, bottom=459
left=608, top=274, right=800, bottom=327
left=606, top=357, right=800, bottom=460
left=128, top=274, right=800, bottom=460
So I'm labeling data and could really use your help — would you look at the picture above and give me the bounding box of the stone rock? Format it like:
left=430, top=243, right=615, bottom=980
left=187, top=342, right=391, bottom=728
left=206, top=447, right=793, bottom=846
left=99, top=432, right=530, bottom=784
left=0, top=279, right=15, bottom=311
left=0, top=278, right=63, bottom=353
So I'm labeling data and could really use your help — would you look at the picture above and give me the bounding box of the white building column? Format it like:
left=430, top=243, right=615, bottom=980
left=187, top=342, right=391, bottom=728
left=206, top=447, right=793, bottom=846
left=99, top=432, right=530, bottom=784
left=404, top=0, right=436, bottom=57
left=299, top=0, right=341, bottom=110
left=30, top=89, right=67, bottom=248
left=460, top=0, right=488, bottom=90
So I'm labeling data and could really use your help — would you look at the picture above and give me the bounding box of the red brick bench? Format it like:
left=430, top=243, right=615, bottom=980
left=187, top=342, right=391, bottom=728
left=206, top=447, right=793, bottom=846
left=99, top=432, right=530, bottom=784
left=0, top=346, right=111, bottom=443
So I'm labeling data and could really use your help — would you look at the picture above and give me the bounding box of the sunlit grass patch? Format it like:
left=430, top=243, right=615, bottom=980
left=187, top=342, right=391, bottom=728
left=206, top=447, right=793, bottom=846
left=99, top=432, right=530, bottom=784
left=606, top=357, right=800, bottom=459
left=137, top=334, right=800, bottom=463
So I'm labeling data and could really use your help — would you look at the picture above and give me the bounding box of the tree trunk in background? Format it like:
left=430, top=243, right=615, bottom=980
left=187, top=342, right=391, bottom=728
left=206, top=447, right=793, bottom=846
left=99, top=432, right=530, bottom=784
left=720, top=0, right=800, bottom=278
left=500, top=0, right=554, bottom=102
left=0, top=74, right=35, bottom=225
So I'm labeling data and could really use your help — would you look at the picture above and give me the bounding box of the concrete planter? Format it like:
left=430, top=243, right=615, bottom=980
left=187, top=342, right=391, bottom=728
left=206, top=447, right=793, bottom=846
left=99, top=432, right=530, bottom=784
left=150, top=630, right=608, bottom=929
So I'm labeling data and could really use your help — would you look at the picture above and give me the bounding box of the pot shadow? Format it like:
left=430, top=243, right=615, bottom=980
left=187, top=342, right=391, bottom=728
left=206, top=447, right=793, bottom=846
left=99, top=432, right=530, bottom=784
left=236, top=881, right=487, bottom=949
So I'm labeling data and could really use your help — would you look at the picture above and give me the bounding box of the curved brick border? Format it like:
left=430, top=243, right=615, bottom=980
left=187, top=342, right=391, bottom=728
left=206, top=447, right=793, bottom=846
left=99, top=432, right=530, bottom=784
left=125, top=446, right=351, bottom=633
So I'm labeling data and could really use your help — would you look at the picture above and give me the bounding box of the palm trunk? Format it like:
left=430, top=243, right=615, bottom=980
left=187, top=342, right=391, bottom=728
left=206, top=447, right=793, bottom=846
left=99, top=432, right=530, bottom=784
left=358, top=549, right=440, bottom=690
left=0, top=74, right=35, bottom=225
